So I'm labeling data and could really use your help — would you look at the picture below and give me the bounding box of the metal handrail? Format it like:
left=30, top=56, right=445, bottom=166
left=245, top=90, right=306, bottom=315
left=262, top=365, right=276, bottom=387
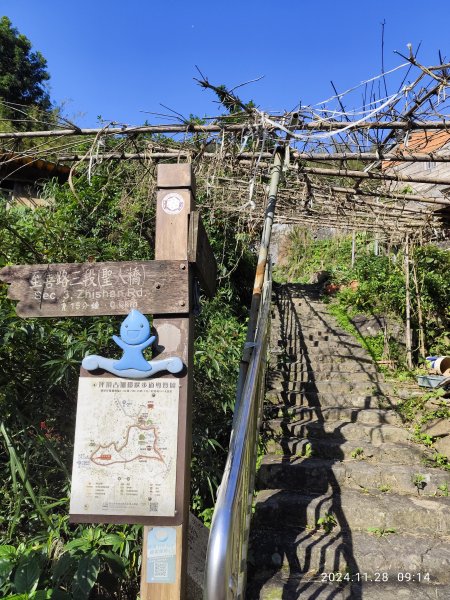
left=203, top=264, right=272, bottom=600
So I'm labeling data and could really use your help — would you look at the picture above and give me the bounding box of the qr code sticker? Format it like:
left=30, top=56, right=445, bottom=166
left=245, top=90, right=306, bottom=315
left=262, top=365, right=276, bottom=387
left=149, top=502, right=159, bottom=512
left=153, top=559, right=168, bottom=579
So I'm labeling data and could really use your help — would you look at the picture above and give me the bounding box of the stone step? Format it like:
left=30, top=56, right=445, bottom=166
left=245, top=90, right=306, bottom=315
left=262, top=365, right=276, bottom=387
left=264, top=406, right=401, bottom=426
left=270, top=323, right=354, bottom=337
left=296, top=340, right=366, bottom=352
left=268, top=358, right=379, bottom=373
left=252, top=488, right=450, bottom=535
left=267, top=372, right=381, bottom=386
left=257, top=455, right=450, bottom=497
left=264, top=419, right=411, bottom=445
left=289, top=315, right=344, bottom=325
left=264, top=437, right=429, bottom=465
left=271, top=334, right=365, bottom=345
left=248, top=528, right=450, bottom=586
left=271, top=325, right=350, bottom=338
left=249, top=285, right=448, bottom=597
left=265, top=391, right=400, bottom=409
left=269, top=363, right=380, bottom=375
left=269, top=350, right=375, bottom=366
left=266, top=381, right=380, bottom=395
left=274, top=347, right=371, bottom=359
left=249, top=572, right=450, bottom=599
left=270, top=330, right=355, bottom=343
left=275, top=332, right=362, bottom=344
left=269, top=366, right=381, bottom=379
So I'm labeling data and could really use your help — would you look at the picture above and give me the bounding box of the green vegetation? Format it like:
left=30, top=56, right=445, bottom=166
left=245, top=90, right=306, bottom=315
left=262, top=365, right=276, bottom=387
left=0, top=159, right=255, bottom=596
left=276, top=228, right=357, bottom=285
left=0, top=16, right=50, bottom=110
left=279, top=227, right=450, bottom=471
left=424, top=453, right=450, bottom=471
left=413, top=426, right=435, bottom=448
left=396, top=388, right=448, bottom=422
left=276, top=228, right=450, bottom=364
left=350, top=447, right=365, bottom=460
left=437, top=483, right=449, bottom=496
left=0, top=527, right=141, bottom=598
left=412, top=473, right=427, bottom=494
left=0, top=16, right=59, bottom=133
left=316, top=512, right=337, bottom=534
left=396, top=388, right=450, bottom=468
left=378, top=484, right=391, bottom=493
left=299, top=442, right=313, bottom=458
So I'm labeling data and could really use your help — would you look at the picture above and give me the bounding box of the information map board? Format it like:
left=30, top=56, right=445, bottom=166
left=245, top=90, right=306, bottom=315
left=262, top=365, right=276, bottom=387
left=70, top=377, right=179, bottom=523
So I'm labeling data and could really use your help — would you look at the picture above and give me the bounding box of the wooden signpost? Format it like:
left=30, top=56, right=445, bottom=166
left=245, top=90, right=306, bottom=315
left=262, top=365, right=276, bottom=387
left=0, top=163, right=216, bottom=600
left=0, top=260, right=191, bottom=317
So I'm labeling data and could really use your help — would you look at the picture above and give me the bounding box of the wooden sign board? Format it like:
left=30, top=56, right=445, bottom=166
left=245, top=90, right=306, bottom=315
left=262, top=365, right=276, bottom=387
left=70, top=377, right=181, bottom=525
left=0, top=260, right=190, bottom=317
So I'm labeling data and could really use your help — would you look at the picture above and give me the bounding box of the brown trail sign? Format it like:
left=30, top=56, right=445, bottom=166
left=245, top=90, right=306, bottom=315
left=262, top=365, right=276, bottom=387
left=0, top=260, right=191, bottom=316
left=0, top=163, right=216, bottom=600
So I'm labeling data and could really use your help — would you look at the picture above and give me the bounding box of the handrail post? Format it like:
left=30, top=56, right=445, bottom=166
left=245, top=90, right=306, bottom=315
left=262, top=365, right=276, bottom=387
left=235, top=147, right=283, bottom=412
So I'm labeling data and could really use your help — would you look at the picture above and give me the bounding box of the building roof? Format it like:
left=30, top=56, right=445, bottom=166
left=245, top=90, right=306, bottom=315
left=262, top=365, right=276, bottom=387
left=399, top=130, right=450, bottom=153
left=0, top=153, right=70, bottom=184
left=381, top=130, right=450, bottom=171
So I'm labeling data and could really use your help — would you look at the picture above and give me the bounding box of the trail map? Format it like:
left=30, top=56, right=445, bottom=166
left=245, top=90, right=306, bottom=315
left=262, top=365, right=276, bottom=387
left=70, top=377, right=179, bottom=519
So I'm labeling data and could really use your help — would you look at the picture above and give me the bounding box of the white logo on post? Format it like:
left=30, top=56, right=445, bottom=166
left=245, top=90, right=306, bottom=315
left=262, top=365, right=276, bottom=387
left=162, top=193, right=184, bottom=215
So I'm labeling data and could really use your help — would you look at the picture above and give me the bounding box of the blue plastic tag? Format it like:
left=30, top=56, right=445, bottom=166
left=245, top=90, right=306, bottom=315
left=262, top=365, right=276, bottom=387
left=146, top=527, right=177, bottom=584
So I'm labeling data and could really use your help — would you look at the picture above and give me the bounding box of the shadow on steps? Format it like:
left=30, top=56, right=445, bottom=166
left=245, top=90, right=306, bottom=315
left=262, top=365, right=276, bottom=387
left=247, top=283, right=391, bottom=600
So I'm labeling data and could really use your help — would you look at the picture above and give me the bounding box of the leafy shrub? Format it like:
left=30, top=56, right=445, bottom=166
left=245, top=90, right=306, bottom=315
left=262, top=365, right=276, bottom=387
left=0, top=167, right=256, bottom=595
left=280, top=227, right=449, bottom=365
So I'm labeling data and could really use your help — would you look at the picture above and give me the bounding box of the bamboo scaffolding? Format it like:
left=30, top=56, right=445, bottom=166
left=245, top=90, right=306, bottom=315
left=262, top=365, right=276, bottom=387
left=295, top=164, right=450, bottom=187
left=2, top=120, right=450, bottom=140
left=1, top=56, right=449, bottom=240
left=52, top=151, right=450, bottom=163
left=307, top=184, right=450, bottom=207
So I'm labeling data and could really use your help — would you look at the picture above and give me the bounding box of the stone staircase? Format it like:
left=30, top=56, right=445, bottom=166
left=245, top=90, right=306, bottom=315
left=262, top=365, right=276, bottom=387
left=246, top=283, right=450, bottom=599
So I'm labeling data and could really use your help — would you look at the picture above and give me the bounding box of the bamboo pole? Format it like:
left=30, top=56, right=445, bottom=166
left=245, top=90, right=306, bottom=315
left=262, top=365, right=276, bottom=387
left=351, top=231, right=356, bottom=267
left=53, top=150, right=450, bottom=164
left=308, top=183, right=450, bottom=207
left=404, top=234, right=413, bottom=370
left=300, top=192, right=440, bottom=216
left=411, top=251, right=427, bottom=360
left=238, top=159, right=450, bottom=188
left=2, top=120, right=450, bottom=140
left=296, top=164, right=450, bottom=187
left=282, top=214, right=426, bottom=231
left=234, top=146, right=283, bottom=411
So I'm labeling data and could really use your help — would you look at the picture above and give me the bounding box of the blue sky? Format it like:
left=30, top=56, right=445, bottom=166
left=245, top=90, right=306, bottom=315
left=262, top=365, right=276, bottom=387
left=2, top=1, right=449, bottom=127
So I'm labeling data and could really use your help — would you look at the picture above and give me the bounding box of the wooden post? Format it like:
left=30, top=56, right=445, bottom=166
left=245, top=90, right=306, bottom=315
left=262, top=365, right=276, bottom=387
left=140, top=164, right=195, bottom=600
left=0, top=162, right=216, bottom=600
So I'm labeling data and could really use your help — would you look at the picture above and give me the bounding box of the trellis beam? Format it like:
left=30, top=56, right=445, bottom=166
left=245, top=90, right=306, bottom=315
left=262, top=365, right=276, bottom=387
left=2, top=120, right=450, bottom=139
left=50, top=151, right=450, bottom=164
left=307, top=184, right=450, bottom=206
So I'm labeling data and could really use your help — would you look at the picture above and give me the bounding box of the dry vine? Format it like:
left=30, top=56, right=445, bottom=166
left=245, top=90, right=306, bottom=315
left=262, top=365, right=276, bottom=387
left=1, top=50, right=450, bottom=242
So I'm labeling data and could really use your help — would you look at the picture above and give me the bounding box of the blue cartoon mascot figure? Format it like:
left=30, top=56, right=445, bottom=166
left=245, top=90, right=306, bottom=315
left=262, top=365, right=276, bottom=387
left=82, top=309, right=183, bottom=378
